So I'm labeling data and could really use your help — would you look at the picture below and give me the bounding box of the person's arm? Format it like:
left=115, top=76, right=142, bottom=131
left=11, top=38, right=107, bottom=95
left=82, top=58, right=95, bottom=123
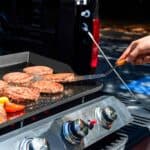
left=118, top=36, right=150, bottom=65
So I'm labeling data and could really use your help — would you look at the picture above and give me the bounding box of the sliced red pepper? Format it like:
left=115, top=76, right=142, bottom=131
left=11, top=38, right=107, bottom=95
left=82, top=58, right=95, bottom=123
left=4, top=102, right=25, bottom=113
left=7, top=111, right=25, bottom=120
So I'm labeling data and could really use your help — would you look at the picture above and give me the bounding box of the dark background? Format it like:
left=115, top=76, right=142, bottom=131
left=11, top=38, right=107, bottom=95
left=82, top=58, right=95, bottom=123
left=99, top=0, right=150, bottom=22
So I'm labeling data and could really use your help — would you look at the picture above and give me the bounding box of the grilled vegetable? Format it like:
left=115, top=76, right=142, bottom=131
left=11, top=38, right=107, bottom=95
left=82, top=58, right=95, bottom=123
left=4, top=102, right=25, bottom=113
left=0, top=96, right=25, bottom=113
left=0, top=96, right=10, bottom=105
left=7, top=111, right=25, bottom=120
left=0, top=104, right=7, bottom=123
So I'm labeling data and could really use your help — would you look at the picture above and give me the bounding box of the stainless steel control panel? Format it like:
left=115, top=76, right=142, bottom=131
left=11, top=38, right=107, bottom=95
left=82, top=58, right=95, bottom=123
left=0, top=96, right=132, bottom=150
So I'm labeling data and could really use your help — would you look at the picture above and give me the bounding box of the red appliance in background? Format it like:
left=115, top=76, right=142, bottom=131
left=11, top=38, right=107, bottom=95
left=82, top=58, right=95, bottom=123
left=91, top=0, right=101, bottom=69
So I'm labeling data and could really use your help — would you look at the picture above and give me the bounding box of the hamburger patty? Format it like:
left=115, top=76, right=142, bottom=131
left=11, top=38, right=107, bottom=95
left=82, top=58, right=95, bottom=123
left=3, top=72, right=33, bottom=85
left=23, top=66, right=54, bottom=75
left=42, top=73, right=75, bottom=83
left=0, top=80, right=8, bottom=95
left=31, top=80, right=64, bottom=94
left=4, top=86, right=40, bottom=101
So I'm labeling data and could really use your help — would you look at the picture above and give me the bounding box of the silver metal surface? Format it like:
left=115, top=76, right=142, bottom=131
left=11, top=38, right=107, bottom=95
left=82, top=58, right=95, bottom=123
left=0, top=96, right=132, bottom=150
left=19, top=137, right=49, bottom=150
left=62, top=96, right=132, bottom=148
left=0, top=51, right=29, bottom=68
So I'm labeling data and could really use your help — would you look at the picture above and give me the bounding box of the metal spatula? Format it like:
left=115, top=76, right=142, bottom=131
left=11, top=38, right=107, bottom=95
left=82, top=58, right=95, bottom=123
left=81, top=22, right=138, bottom=100
left=73, top=59, right=126, bottom=82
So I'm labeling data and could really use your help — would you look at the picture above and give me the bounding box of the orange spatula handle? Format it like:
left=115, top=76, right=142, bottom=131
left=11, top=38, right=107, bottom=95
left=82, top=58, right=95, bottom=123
left=115, top=59, right=126, bottom=66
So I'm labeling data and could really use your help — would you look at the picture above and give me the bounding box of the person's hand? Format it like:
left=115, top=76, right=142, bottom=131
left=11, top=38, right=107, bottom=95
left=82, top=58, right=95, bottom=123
left=118, top=35, right=150, bottom=65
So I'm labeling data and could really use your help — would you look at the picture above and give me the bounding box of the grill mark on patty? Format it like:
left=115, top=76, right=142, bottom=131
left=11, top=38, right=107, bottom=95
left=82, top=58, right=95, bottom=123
left=0, top=105, right=7, bottom=124
left=3, top=72, right=33, bottom=86
left=0, top=80, right=8, bottom=95
left=3, top=86, right=40, bottom=102
left=31, top=80, right=64, bottom=94
left=42, top=73, right=75, bottom=83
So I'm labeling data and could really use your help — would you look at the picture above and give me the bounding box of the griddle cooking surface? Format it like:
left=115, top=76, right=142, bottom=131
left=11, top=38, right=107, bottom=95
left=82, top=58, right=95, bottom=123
left=0, top=52, right=103, bottom=128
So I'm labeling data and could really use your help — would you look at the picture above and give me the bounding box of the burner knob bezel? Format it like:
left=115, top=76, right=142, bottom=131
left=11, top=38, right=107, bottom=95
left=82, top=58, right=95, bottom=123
left=18, top=137, right=49, bottom=150
left=95, top=106, right=117, bottom=129
left=62, top=119, right=89, bottom=145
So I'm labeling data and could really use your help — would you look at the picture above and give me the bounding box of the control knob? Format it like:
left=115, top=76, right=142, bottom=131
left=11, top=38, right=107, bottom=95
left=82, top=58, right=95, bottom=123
left=101, top=106, right=117, bottom=129
left=62, top=119, right=96, bottom=144
left=18, top=137, right=49, bottom=150
left=95, top=106, right=117, bottom=129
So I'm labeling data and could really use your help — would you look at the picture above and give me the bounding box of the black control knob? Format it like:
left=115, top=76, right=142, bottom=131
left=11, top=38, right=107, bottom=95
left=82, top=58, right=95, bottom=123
left=62, top=119, right=93, bottom=144
left=101, top=106, right=117, bottom=129
left=19, top=137, right=49, bottom=150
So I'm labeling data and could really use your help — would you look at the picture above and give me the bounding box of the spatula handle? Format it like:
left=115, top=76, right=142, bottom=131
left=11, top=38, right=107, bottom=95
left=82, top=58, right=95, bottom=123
left=115, top=59, right=126, bottom=66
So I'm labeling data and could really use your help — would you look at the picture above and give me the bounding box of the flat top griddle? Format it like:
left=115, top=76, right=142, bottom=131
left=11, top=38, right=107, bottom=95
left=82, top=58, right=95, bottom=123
left=0, top=52, right=103, bottom=129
